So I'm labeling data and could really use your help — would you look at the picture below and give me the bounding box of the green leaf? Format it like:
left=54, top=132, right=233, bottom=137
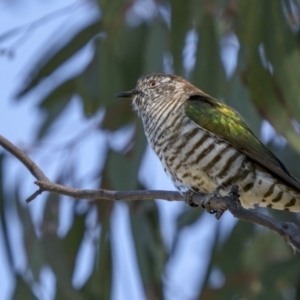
left=36, top=78, right=75, bottom=139
left=176, top=208, right=203, bottom=230
left=171, top=208, right=203, bottom=254
left=243, top=230, right=291, bottom=273
left=97, top=0, right=127, bottom=26
left=236, top=0, right=300, bottom=155
left=16, top=19, right=102, bottom=98
left=169, top=0, right=192, bottom=73
left=226, top=70, right=262, bottom=137
left=63, top=207, right=87, bottom=274
left=143, top=19, right=167, bottom=74
left=81, top=221, right=112, bottom=300
left=214, top=221, right=255, bottom=275
left=129, top=200, right=167, bottom=300
left=199, top=222, right=256, bottom=299
left=101, top=24, right=148, bottom=126
left=15, top=189, right=44, bottom=281
left=12, top=275, right=37, bottom=300
left=267, top=143, right=300, bottom=184
left=0, top=154, right=14, bottom=269
left=78, top=22, right=149, bottom=121
left=192, top=10, right=227, bottom=98
left=261, top=259, right=300, bottom=297
left=42, top=194, right=85, bottom=300
left=77, top=38, right=123, bottom=118
left=106, top=121, right=146, bottom=190
left=263, top=1, right=300, bottom=123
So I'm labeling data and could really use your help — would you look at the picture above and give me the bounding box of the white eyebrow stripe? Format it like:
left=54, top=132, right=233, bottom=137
left=160, top=77, right=172, bottom=83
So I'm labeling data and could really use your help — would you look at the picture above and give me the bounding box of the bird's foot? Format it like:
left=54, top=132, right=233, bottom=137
left=184, top=190, right=199, bottom=207
left=229, top=185, right=240, bottom=203
left=201, top=185, right=225, bottom=219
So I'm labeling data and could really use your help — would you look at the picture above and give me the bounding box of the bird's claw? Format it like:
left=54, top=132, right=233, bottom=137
left=201, top=185, right=225, bottom=219
left=184, top=190, right=199, bottom=207
left=229, top=185, right=240, bottom=199
left=184, top=185, right=239, bottom=219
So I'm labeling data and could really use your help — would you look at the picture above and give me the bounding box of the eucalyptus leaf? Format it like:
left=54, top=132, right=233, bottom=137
left=169, top=0, right=192, bottom=73
left=37, top=78, right=75, bottom=139
left=16, top=19, right=102, bottom=98
left=15, top=188, right=44, bottom=281
left=81, top=220, right=112, bottom=300
left=129, top=200, right=167, bottom=300
left=106, top=121, right=146, bottom=191
left=236, top=0, right=300, bottom=155
left=192, top=10, right=227, bottom=98
left=0, top=154, right=14, bottom=269
left=142, top=19, right=167, bottom=74
left=12, top=275, right=37, bottom=300
left=63, top=208, right=87, bottom=273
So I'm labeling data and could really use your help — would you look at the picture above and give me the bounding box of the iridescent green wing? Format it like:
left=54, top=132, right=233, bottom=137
left=185, top=94, right=300, bottom=191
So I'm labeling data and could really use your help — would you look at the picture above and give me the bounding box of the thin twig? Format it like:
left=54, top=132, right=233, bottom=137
left=25, top=188, right=44, bottom=203
left=0, top=134, right=300, bottom=252
left=33, top=180, right=186, bottom=202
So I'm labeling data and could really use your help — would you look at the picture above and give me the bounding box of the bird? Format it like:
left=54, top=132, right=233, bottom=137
left=116, top=73, right=300, bottom=213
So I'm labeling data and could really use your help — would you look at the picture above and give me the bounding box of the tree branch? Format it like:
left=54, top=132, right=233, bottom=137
left=0, top=135, right=49, bottom=182
left=0, top=134, right=300, bottom=252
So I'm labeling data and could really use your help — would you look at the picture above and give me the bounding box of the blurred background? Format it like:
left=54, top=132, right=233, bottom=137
left=1, top=0, right=300, bottom=299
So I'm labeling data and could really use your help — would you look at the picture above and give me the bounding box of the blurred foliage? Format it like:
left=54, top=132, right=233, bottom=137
left=1, top=0, right=300, bottom=299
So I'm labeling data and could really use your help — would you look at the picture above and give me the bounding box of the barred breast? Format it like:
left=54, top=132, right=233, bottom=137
left=140, top=98, right=300, bottom=212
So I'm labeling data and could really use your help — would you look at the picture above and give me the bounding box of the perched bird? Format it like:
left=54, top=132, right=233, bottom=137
left=116, top=73, right=300, bottom=212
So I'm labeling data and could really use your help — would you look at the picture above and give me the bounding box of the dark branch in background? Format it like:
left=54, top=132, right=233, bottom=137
left=0, top=134, right=300, bottom=252
left=0, top=2, right=83, bottom=58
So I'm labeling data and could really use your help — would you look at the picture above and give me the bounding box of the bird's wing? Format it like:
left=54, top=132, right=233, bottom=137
left=185, top=94, right=300, bottom=191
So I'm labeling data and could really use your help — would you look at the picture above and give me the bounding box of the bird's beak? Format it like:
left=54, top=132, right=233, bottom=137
left=116, top=89, right=139, bottom=99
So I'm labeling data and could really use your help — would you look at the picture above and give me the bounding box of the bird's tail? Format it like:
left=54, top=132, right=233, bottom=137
left=259, top=185, right=300, bottom=212
left=241, top=169, right=300, bottom=212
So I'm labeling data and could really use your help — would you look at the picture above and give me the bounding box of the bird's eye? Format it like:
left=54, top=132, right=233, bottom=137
left=149, top=80, right=159, bottom=88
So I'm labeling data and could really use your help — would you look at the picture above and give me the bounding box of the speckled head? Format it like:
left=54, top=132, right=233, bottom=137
left=116, top=73, right=199, bottom=115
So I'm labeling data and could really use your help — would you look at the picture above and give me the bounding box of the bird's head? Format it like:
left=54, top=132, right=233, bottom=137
left=116, top=73, right=196, bottom=116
